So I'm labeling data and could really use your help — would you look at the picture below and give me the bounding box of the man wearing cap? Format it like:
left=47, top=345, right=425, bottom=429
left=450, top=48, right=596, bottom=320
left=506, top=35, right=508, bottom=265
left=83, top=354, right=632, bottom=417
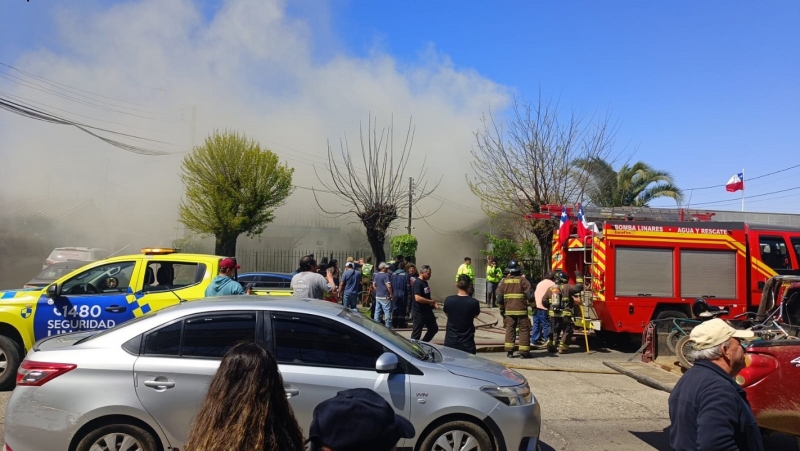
left=308, top=388, right=415, bottom=451
left=373, top=262, right=393, bottom=328
left=668, top=318, right=763, bottom=451
left=339, top=261, right=362, bottom=311
left=204, top=258, right=249, bottom=297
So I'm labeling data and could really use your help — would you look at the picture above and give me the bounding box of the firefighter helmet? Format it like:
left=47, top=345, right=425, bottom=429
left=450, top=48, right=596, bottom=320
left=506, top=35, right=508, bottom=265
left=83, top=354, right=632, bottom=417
left=554, top=270, right=569, bottom=284
left=507, top=259, right=521, bottom=275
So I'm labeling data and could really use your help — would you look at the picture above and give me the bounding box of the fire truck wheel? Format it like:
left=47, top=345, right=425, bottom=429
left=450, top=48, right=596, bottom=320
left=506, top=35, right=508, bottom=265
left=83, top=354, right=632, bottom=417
left=655, top=310, right=688, bottom=321
left=676, top=335, right=695, bottom=369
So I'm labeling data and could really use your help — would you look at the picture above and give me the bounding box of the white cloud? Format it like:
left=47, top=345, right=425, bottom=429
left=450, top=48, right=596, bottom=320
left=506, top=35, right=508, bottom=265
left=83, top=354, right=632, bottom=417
left=0, top=0, right=509, bottom=245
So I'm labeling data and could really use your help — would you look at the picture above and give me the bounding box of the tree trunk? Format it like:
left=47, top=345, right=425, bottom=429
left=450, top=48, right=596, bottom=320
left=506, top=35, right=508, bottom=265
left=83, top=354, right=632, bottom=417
left=366, top=228, right=386, bottom=264
left=534, top=229, right=553, bottom=274
left=215, top=233, right=238, bottom=257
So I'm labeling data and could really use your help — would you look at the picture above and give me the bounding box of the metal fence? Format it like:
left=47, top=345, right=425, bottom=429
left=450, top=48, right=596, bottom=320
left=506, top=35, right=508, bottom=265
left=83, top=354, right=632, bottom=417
left=235, top=249, right=372, bottom=273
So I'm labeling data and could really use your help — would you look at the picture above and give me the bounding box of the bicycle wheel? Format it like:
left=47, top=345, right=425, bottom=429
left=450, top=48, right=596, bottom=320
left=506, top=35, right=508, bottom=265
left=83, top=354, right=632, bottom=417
left=676, top=335, right=695, bottom=369
left=666, top=329, right=685, bottom=353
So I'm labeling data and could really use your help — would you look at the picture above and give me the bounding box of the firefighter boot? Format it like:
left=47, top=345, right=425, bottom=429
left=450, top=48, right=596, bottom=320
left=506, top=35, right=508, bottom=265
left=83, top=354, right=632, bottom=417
left=520, top=352, right=533, bottom=359
left=507, top=350, right=514, bottom=358
left=558, top=343, right=569, bottom=354
left=545, top=340, right=556, bottom=353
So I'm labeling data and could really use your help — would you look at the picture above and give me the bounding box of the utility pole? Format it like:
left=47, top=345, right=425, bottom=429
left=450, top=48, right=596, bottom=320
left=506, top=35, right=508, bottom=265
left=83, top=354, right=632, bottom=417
left=407, top=177, right=413, bottom=234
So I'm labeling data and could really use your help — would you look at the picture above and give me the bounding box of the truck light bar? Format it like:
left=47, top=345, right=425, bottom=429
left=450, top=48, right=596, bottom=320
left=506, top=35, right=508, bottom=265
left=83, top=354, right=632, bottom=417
left=141, top=248, right=180, bottom=255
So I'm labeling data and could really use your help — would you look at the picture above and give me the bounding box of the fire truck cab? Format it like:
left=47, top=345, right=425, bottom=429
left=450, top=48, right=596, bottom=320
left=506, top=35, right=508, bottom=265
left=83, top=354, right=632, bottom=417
left=541, top=206, right=800, bottom=335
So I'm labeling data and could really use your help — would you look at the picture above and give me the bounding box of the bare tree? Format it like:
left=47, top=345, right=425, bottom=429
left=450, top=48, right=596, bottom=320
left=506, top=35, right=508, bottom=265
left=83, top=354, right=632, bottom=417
left=468, top=95, right=617, bottom=271
left=315, top=116, right=438, bottom=263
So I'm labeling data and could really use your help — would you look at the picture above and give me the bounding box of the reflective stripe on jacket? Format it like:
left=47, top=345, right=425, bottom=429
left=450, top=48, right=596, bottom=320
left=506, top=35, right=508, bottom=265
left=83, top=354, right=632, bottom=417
left=496, top=276, right=532, bottom=316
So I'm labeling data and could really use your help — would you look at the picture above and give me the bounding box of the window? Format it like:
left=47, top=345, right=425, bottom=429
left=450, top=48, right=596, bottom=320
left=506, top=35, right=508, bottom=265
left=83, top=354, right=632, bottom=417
left=680, top=250, right=737, bottom=299
left=144, top=321, right=182, bottom=356
left=182, top=314, right=256, bottom=358
left=61, top=261, right=136, bottom=295
left=615, top=248, right=674, bottom=297
left=237, top=275, right=291, bottom=289
left=143, top=262, right=206, bottom=291
left=758, top=236, right=790, bottom=270
left=272, top=314, right=383, bottom=370
left=791, top=238, right=800, bottom=270
left=143, top=313, right=257, bottom=358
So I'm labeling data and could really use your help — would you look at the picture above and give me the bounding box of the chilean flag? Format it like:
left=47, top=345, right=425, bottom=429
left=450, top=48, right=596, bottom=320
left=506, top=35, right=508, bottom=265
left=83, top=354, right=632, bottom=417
left=726, top=173, right=744, bottom=192
left=558, top=206, right=571, bottom=247
left=577, top=203, right=599, bottom=241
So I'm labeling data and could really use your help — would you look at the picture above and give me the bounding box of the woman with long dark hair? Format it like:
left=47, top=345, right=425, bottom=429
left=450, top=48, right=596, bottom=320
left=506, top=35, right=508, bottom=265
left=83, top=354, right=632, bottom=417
left=184, top=342, right=304, bottom=451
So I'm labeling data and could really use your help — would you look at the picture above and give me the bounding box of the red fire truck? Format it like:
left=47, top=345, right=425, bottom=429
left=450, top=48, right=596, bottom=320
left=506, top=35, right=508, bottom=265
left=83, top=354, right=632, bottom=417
left=531, top=205, right=800, bottom=335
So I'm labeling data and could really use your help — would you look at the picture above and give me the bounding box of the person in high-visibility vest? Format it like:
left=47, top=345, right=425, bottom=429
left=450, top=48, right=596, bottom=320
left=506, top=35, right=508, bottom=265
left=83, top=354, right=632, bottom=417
left=542, top=270, right=584, bottom=354
left=496, top=260, right=534, bottom=358
left=455, top=257, right=476, bottom=296
left=360, top=256, right=374, bottom=307
left=485, top=256, right=503, bottom=308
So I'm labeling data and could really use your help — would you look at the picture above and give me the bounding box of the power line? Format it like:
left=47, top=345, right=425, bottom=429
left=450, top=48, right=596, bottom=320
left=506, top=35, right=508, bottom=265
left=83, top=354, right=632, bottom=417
left=684, top=163, right=800, bottom=191
left=0, top=71, right=170, bottom=121
left=689, top=185, right=800, bottom=206
left=0, top=61, right=162, bottom=110
left=0, top=94, right=175, bottom=155
left=0, top=90, right=174, bottom=135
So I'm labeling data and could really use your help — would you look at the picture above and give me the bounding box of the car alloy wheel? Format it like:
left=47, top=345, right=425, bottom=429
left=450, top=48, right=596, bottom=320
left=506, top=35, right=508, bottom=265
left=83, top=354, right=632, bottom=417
left=77, top=424, right=157, bottom=451
left=0, top=336, right=21, bottom=390
left=420, top=420, right=492, bottom=451
left=89, top=433, right=143, bottom=451
left=433, top=430, right=481, bottom=451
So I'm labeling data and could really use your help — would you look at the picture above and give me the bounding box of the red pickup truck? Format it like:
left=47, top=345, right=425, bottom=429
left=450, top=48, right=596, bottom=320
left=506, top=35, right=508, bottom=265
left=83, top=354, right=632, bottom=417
left=608, top=275, right=800, bottom=438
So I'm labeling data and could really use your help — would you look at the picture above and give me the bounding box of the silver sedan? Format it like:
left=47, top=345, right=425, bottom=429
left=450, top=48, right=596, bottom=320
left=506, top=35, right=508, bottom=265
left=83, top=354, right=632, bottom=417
left=4, top=297, right=541, bottom=451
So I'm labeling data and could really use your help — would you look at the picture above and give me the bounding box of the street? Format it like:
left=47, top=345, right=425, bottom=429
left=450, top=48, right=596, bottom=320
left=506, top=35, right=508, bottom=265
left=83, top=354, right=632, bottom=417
left=0, top=346, right=671, bottom=450
left=0, top=309, right=795, bottom=450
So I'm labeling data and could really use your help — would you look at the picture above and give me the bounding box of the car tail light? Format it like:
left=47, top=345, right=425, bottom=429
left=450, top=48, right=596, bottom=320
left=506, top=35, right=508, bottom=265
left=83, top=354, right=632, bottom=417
left=4, top=444, right=13, bottom=451
left=16, top=361, right=77, bottom=386
left=735, top=353, right=778, bottom=388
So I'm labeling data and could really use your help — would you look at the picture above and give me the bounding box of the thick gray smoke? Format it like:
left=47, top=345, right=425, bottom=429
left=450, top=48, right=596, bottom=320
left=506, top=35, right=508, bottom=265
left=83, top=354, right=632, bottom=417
left=0, top=0, right=507, bottom=291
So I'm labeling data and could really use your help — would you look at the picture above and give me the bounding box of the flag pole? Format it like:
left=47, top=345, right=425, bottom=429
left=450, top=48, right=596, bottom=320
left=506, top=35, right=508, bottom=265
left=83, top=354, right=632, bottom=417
left=741, top=168, right=745, bottom=212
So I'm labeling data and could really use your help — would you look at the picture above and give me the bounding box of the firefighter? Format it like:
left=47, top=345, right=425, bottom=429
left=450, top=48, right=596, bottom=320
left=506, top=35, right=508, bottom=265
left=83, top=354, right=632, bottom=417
left=496, top=260, right=534, bottom=358
left=542, top=270, right=584, bottom=354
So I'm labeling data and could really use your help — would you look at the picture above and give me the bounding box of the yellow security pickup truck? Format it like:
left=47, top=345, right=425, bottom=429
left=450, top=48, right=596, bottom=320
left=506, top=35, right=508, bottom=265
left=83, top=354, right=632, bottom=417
left=0, top=248, right=291, bottom=389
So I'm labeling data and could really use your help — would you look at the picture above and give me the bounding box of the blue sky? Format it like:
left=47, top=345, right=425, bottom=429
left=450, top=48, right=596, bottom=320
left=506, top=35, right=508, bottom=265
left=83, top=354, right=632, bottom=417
left=1, top=0, right=799, bottom=215
left=326, top=1, right=800, bottom=212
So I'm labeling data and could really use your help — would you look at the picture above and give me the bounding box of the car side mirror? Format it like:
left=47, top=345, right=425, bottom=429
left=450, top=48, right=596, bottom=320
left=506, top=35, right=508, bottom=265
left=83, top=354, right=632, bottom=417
left=375, top=352, right=399, bottom=374
left=46, top=283, right=61, bottom=299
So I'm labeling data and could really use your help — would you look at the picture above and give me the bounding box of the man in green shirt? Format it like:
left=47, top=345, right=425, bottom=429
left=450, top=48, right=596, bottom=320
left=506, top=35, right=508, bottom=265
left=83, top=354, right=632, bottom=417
left=485, top=255, right=503, bottom=307
left=456, top=257, right=476, bottom=296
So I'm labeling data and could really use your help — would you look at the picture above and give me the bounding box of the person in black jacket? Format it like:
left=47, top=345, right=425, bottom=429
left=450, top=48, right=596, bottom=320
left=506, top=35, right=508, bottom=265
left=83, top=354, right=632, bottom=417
left=668, top=318, right=762, bottom=451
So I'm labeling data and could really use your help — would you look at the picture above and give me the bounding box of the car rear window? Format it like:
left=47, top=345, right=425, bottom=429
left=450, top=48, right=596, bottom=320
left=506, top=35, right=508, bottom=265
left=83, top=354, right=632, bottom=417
left=35, top=266, right=74, bottom=280
left=49, top=249, right=91, bottom=261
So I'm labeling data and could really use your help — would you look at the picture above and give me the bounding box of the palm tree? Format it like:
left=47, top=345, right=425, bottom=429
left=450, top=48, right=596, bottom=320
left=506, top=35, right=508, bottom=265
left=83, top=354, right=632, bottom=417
left=572, top=157, right=684, bottom=207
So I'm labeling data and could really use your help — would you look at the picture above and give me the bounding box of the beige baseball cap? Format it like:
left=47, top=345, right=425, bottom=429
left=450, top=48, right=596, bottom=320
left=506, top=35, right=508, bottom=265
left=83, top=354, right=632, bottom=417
left=689, top=318, right=754, bottom=350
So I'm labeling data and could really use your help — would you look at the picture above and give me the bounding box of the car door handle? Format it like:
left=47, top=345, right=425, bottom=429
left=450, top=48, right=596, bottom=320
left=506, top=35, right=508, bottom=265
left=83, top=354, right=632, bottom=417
left=284, top=386, right=300, bottom=398
left=105, top=305, right=127, bottom=313
left=144, top=379, right=175, bottom=389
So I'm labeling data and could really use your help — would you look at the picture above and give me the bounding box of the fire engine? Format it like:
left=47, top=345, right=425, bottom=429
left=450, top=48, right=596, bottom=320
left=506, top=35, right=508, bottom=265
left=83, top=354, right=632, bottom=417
left=529, top=205, right=800, bottom=335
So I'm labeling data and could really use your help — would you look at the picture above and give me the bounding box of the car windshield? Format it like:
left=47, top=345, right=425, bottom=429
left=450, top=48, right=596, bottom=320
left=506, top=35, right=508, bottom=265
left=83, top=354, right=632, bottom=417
left=338, top=309, right=426, bottom=360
